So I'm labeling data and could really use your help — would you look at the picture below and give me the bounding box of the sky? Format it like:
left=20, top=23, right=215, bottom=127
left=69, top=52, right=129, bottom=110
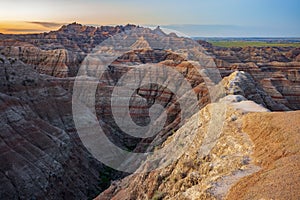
left=0, top=0, right=299, bottom=37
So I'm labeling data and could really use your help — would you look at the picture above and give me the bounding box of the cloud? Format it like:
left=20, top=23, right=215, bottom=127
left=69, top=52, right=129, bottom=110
left=27, top=21, right=64, bottom=28
left=2, top=28, right=45, bottom=33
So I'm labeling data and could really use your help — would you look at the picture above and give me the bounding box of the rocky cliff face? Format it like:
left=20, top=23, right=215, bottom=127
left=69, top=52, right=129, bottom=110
left=0, top=54, right=118, bottom=199
left=201, top=44, right=300, bottom=111
left=0, top=41, right=83, bottom=77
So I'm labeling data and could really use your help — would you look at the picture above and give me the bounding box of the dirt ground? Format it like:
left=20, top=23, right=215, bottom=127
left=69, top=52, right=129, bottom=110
left=226, top=111, right=300, bottom=200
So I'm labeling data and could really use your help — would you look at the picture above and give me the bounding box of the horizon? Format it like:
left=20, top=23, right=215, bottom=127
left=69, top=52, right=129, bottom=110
left=1, top=22, right=300, bottom=39
left=1, top=0, right=300, bottom=37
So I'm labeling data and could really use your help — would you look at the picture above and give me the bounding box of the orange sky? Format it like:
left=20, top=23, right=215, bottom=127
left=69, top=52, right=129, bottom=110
left=0, top=21, right=62, bottom=34
left=1, top=0, right=299, bottom=36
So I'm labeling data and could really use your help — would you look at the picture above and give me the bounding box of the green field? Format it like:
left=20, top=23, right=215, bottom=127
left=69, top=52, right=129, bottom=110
left=209, top=41, right=300, bottom=48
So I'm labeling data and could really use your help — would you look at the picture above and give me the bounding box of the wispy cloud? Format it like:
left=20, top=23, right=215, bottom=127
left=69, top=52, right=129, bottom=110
left=2, top=28, right=45, bottom=33
left=27, top=21, right=64, bottom=28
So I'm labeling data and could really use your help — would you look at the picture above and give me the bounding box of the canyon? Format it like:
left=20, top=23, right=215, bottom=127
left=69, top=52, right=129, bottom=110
left=0, top=23, right=299, bottom=199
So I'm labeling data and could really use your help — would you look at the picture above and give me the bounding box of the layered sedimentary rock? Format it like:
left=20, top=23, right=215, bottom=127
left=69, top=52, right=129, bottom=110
left=1, top=24, right=299, bottom=110
left=0, top=41, right=83, bottom=77
left=71, top=27, right=223, bottom=156
left=0, top=23, right=137, bottom=77
left=0, top=54, right=119, bottom=199
left=0, top=25, right=215, bottom=199
left=222, top=71, right=291, bottom=111
left=200, top=43, right=300, bottom=110
left=0, top=22, right=137, bottom=53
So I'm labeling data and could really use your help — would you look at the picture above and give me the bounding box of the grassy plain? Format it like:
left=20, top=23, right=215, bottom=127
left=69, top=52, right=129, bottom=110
left=209, top=41, right=300, bottom=48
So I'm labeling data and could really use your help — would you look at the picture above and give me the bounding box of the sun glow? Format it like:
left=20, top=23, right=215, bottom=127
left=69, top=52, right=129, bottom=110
left=0, top=21, right=58, bottom=34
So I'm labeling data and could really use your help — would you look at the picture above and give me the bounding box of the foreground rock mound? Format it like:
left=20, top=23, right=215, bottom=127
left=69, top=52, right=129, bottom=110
left=97, top=99, right=299, bottom=200
left=226, top=111, right=300, bottom=200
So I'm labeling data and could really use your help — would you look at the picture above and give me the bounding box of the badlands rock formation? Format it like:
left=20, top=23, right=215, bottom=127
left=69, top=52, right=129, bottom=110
left=0, top=23, right=299, bottom=199
left=97, top=98, right=300, bottom=200
left=0, top=22, right=136, bottom=77
left=203, top=45, right=300, bottom=110
left=1, top=23, right=299, bottom=110
left=0, top=54, right=122, bottom=199
left=0, top=24, right=215, bottom=199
